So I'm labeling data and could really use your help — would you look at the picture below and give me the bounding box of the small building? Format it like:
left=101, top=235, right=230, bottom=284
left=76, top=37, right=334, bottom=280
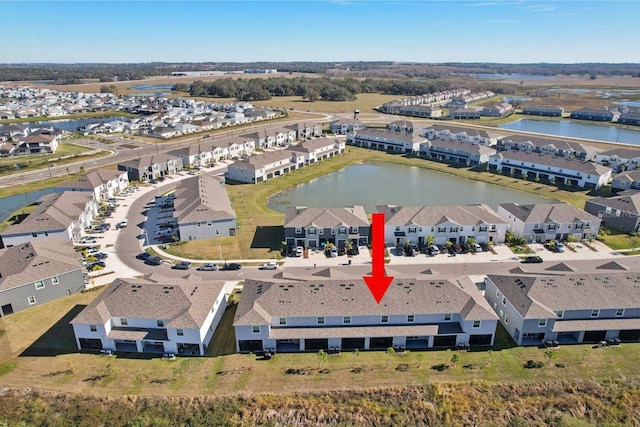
left=376, top=204, right=507, bottom=246
left=71, top=276, right=227, bottom=356
left=594, top=148, right=640, bottom=173
left=329, top=118, right=366, bottom=135
left=496, top=135, right=597, bottom=160
left=284, top=206, right=370, bottom=248
left=346, top=129, right=426, bottom=154
left=584, top=191, right=640, bottom=233
left=496, top=202, right=601, bottom=243
left=226, top=150, right=302, bottom=184
left=617, top=111, right=640, bottom=126
left=118, top=153, right=183, bottom=182
left=570, top=108, right=618, bottom=122
left=58, top=169, right=129, bottom=202
left=287, top=138, right=345, bottom=166
left=611, top=170, right=640, bottom=193
left=449, top=108, right=481, bottom=120
left=482, top=102, right=514, bottom=117
left=521, top=105, right=564, bottom=117
left=174, top=175, right=237, bottom=241
left=419, top=138, right=496, bottom=167
left=234, top=276, right=498, bottom=353
left=485, top=273, right=640, bottom=346
left=0, top=239, right=88, bottom=317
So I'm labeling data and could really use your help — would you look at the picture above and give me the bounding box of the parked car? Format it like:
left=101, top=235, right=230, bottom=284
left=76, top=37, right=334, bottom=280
left=480, top=242, right=490, bottom=252
left=197, top=263, right=218, bottom=271
left=429, top=244, right=440, bottom=255
left=92, top=252, right=108, bottom=260
left=118, top=219, right=128, bottom=228
left=136, top=252, right=152, bottom=261
left=145, top=256, right=163, bottom=266
left=405, top=245, right=414, bottom=257
left=157, top=235, right=177, bottom=244
left=172, top=261, right=191, bottom=270
left=330, top=246, right=338, bottom=257
left=555, top=243, right=565, bottom=253
left=295, top=246, right=304, bottom=257
left=473, top=243, right=483, bottom=252
left=86, top=261, right=106, bottom=271
left=83, top=247, right=100, bottom=257
left=221, top=263, right=241, bottom=271
left=80, top=236, right=99, bottom=244
left=395, top=245, right=405, bottom=256
left=523, top=256, right=544, bottom=264
left=259, top=262, right=278, bottom=270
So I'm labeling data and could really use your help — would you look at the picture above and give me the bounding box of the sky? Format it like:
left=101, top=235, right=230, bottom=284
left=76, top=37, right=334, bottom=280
left=1, top=0, right=639, bottom=64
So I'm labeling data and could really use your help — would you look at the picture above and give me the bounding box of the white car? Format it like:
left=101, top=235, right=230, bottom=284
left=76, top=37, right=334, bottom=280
left=330, top=246, right=338, bottom=257
left=119, top=219, right=128, bottom=228
left=295, top=246, right=304, bottom=257
left=260, top=262, right=278, bottom=270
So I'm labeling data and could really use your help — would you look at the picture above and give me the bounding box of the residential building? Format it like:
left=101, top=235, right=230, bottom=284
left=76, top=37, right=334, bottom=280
left=234, top=276, right=498, bottom=353
left=0, top=239, right=87, bottom=317
left=419, top=138, right=496, bottom=167
left=584, top=191, right=640, bottom=232
left=594, top=148, right=640, bottom=173
left=448, top=108, right=481, bottom=120
left=287, top=138, right=345, bottom=165
left=1, top=192, right=98, bottom=247
left=376, top=204, right=507, bottom=246
left=329, top=118, right=366, bottom=135
left=386, top=120, right=415, bottom=134
left=611, top=170, right=640, bottom=192
left=420, top=124, right=502, bottom=146
left=284, top=206, right=370, bottom=248
left=496, top=202, right=601, bottom=243
left=346, top=129, right=426, bottom=154
left=570, top=108, right=618, bottom=122
left=286, top=122, right=322, bottom=140
left=174, top=175, right=237, bottom=241
left=226, top=150, right=302, bottom=184
left=488, top=151, right=612, bottom=190
left=521, top=105, right=564, bottom=117
left=71, top=276, right=227, bottom=356
left=618, top=111, right=640, bottom=126
left=485, top=273, right=640, bottom=346
left=496, top=135, right=597, bottom=160
left=58, top=169, right=129, bottom=202
left=482, top=102, right=514, bottom=117
left=244, top=127, right=296, bottom=149
left=15, top=129, right=61, bottom=155
left=117, top=153, right=183, bottom=182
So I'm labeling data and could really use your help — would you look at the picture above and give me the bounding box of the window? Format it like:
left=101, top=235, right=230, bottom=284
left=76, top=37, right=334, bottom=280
left=120, top=318, right=128, bottom=326
left=407, top=315, right=415, bottom=323
left=207, top=222, right=212, bottom=227
left=90, top=325, right=97, bottom=332
left=473, top=320, right=481, bottom=328
left=591, top=309, right=599, bottom=318
left=52, top=276, right=59, bottom=285
left=279, top=317, right=287, bottom=326
left=35, top=281, right=44, bottom=290
left=28, top=296, right=36, bottom=305
left=343, top=316, right=351, bottom=324
left=491, top=225, right=496, bottom=231
left=496, top=290, right=501, bottom=297
left=308, top=228, right=316, bottom=235
left=437, top=227, right=446, bottom=233
left=331, top=229, right=335, bottom=235
left=502, top=297, right=506, bottom=305
left=408, top=227, right=417, bottom=234
left=317, top=317, right=325, bottom=325
left=505, top=314, right=509, bottom=324
left=449, top=227, right=458, bottom=233
left=381, top=315, right=389, bottom=324
left=252, top=325, right=260, bottom=334
left=555, top=310, right=564, bottom=318
left=177, top=329, right=184, bottom=336
left=538, top=319, right=547, bottom=327
left=395, top=226, right=400, bottom=231
left=295, top=227, right=302, bottom=234
left=215, top=229, right=220, bottom=236
left=615, top=308, right=625, bottom=317
left=44, top=231, right=49, bottom=237
left=444, top=313, right=452, bottom=321
left=351, top=226, right=358, bottom=233
left=31, top=232, right=37, bottom=238
left=157, top=320, right=164, bottom=327
left=197, top=222, right=202, bottom=228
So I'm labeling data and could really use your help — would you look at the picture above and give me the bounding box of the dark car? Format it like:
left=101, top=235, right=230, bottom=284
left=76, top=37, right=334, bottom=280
left=145, top=256, right=163, bottom=266
left=221, top=263, right=241, bottom=271
left=405, top=245, right=414, bottom=257
left=172, top=261, right=191, bottom=270
left=395, top=245, right=405, bottom=256
left=93, top=252, right=109, bottom=260
left=523, top=256, right=543, bottom=264
left=158, top=235, right=177, bottom=244
left=136, top=252, right=152, bottom=261
left=86, top=261, right=106, bottom=271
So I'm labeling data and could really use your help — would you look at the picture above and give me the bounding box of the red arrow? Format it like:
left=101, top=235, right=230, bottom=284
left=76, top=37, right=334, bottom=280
left=363, top=212, right=393, bottom=304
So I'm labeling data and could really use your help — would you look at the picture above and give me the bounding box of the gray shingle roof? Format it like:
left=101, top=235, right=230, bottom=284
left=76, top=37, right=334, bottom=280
left=284, top=206, right=369, bottom=229
left=173, top=175, right=235, bottom=224
left=587, top=193, right=640, bottom=216
left=234, top=277, right=498, bottom=326
left=61, top=169, right=126, bottom=191
left=376, top=204, right=504, bottom=227
left=231, top=150, right=293, bottom=171
left=288, top=138, right=340, bottom=153
left=0, top=239, right=84, bottom=292
left=498, top=202, right=600, bottom=224
left=597, top=148, right=640, bottom=159
left=353, top=129, right=426, bottom=144
left=71, top=276, right=225, bottom=329
left=492, top=151, right=610, bottom=175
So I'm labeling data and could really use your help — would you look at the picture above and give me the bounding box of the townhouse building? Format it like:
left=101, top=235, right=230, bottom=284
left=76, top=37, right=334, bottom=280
left=584, top=191, right=640, bottom=233
left=611, top=170, right=640, bottom=192
left=496, top=135, right=597, bottom=160
left=419, top=138, right=497, bottom=167
left=485, top=273, right=640, bottom=346
left=386, top=120, right=415, bottom=134
left=245, top=127, right=296, bottom=149
left=0, top=239, right=88, bottom=317
left=376, top=204, right=507, bottom=246
left=482, top=102, right=514, bottom=117
left=346, top=129, right=426, bottom=154
left=284, top=206, right=370, bottom=249
left=420, top=124, right=502, bottom=146
left=394, top=105, right=443, bottom=119
left=594, top=148, right=640, bottom=173
left=496, top=202, right=601, bottom=243
left=570, top=108, right=618, bottom=122
left=234, top=277, right=498, bottom=353
left=15, top=129, right=61, bottom=155
left=449, top=108, right=481, bottom=120
left=329, top=118, right=367, bottom=135
left=71, top=276, right=227, bottom=356
left=286, top=122, right=322, bottom=140
left=118, top=153, right=183, bottom=182
left=521, top=105, right=564, bottom=117
left=174, top=175, right=237, bottom=241
left=287, top=138, right=345, bottom=166
left=1, top=191, right=98, bottom=247
left=226, top=150, right=303, bottom=184
left=488, top=151, right=612, bottom=190
left=58, top=169, right=129, bottom=202
left=618, top=111, right=640, bottom=126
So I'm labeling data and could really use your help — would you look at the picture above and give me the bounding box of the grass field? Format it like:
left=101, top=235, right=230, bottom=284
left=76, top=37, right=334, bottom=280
left=0, top=288, right=638, bottom=398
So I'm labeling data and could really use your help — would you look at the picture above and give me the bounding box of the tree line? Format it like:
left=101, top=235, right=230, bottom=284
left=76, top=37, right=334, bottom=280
left=183, top=76, right=453, bottom=102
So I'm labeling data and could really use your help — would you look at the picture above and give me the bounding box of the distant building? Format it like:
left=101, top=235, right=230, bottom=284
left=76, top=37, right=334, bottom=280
left=570, top=108, right=618, bottom=122
left=521, top=105, right=564, bottom=117
left=584, top=191, right=640, bottom=233
left=284, top=206, right=370, bottom=248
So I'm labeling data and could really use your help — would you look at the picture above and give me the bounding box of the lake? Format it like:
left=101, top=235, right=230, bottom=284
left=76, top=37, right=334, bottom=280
left=499, top=119, right=640, bottom=145
left=267, top=163, right=549, bottom=213
left=0, top=187, right=60, bottom=223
